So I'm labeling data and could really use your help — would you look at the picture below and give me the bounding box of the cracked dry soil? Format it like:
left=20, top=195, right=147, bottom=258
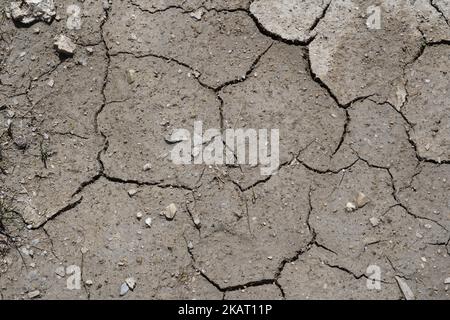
left=0, top=0, right=449, bottom=300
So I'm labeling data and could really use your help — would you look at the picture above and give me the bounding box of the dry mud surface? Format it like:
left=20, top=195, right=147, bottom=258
left=0, top=0, right=449, bottom=300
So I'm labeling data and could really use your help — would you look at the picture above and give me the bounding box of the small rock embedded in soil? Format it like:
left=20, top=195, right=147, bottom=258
left=163, top=203, right=177, bottom=220
left=445, top=277, right=450, bottom=285
left=369, top=217, right=380, bottom=227
left=346, top=192, right=370, bottom=212
left=395, top=276, right=415, bottom=300
left=395, top=84, right=407, bottom=111
left=193, top=214, right=201, bottom=227
left=54, top=35, right=77, bottom=56
left=355, top=192, right=369, bottom=208
left=136, top=212, right=143, bottom=220
left=145, top=217, right=152, bottom=228
left=119, top=282, right=129, bottom=296
left=14, top=136, right=28, bottom=150
left=143, top=163, right=152, bottom=171
left=125, top=277, right=136, bottom=290
left=127, top=189, right=138, bottom=197
left=345, top=202, right=356, bottom=212
left=27, top=290, right=41, bottom=299
left=66, top=4, right=82, bottom=30
left=190, top=8, right=205, bottom=21
left=8, top=0, right=56, bottom=25
left=21, top=247, right=34, bottom=257
left=126, top=69, right=136, bottom=84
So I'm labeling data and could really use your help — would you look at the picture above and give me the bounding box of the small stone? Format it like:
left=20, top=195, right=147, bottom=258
left=187, top=241, right=194, bottom=250
left=395, top=276, right=415, bottom=300
left=9, top=0, right=56, bottom=25
left=21, top=247, right=34, bottom=257
left=415, top=232, right=423, bottom=239
left=145, top=217, right=152, bottom=228
left=136, top=212, right=143, bottom=220
left=85, top=280, right=93, bottom=286
left=14, top=136, right=28, bottom=150
left=119, top=282, right=129, bottom=296
left=395, top=84, right=407, bottom=110
left=54, top=35, right=77, bottom=56
left=444, top=277, right=450, bottom=285
left=66, top=4, right=82, bottom=30
left=345, top=202, right=357, bottom=212
left=193, top=214, right=201, bottom=227
left=27, top=290, right=40, bottom=299
left=47, top=79, right=54, bottom=87
left=190, top=8, right=205, bottom=20
left=143, top=163, right=152, bottom=171
left=125, top=277, right=136, bottom=290
left=128, top=189, right=138, bottom=197
left=129, top=33, right=138, bottom=41
left=355, top=192, right=369, bottom=208
left=86, top=47, right=94, bottom=54
left=126, top=69, right=136, bottom=84
left=80, top=247, right=89, bottom=254
left=55, top=266, right=65, bottom=277
left=369, top=217, right=380, bottom=227
left=164, top=203, right=177, bottom=220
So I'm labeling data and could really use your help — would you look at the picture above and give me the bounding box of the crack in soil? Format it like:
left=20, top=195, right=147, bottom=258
left=430, top=0, right=450, bottom=26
